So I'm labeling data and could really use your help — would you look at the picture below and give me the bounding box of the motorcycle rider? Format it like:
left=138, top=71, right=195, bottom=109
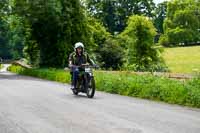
left=68, top=42, right=95, bottom=90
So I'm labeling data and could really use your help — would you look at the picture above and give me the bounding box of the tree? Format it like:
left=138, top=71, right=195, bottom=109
left=7, top=15, right=25, bottom=59
left=0, top=19, right=11, bottom=59
left=85, top=0, right=155, bottom=34
left=154, top=1, right=168, bottom=34
left=0, top=0, right=11, bottom=59
left=12, top=0, right=90, bottom=67
left=87, top=17, right=111, bottom=49
left=119, top=15, right=166, bottom=71
left=161, top=0, right=200, bottom=46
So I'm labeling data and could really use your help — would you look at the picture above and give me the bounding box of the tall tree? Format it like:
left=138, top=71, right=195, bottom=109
left=154, top=1, right=167, bottom=34
left=0, top=0, right=11, bottom=59
left=7, top=15, right=25, bottom=59
left=161, top=0, right=200, bottom=46
left=85, top=0, right=155, bottom=34
left=0, top=19, right=11, bottom=59
left=12, top=0, right=90, bottom=67
left=119, top=15, right=166, bottom=71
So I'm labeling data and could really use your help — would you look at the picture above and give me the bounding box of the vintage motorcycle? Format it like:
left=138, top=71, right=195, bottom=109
left=70, top=64, right=96, bottom=98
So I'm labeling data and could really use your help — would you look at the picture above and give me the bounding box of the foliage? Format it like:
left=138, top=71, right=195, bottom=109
left=0, top=1, right=25, bottom=60
left=96, top=38, right=125, bottom=70
left=0, top=18, right=11, bottom=59
left=161, top=0, right=200, bottom=46
left=8, top=65, right=71, bottom=83
left=87, top=17, right=111, bottom=47
left=153, top=1, right=168, bottom=34
left=1, top=0, right=199, bottom=72
left=85, top=0, right=155, bottom=34
left=7, top=15, right=25, bottom=59
left=0, top=0, right=10, bottom=59
left=119, top=15, right=167, bottom=72
left=0, top=0, right=9, bottom=15
left=11, top=0, right=91, bottom=67
left=86, top=17, right=111, bottom=60
left=9, top=65, right=200, bottom=108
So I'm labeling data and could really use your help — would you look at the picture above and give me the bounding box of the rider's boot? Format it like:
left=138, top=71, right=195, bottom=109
left=71, top=83, right=76, bottom=90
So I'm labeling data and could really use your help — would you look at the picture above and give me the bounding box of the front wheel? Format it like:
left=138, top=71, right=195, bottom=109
left=72, top=89, right=79, bottom=95
left=86, top=77, right=95, bottom=98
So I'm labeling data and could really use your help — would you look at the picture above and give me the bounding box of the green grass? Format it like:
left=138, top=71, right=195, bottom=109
left=0, top=64, right=3, bottom=69
left=8, top=66, right=71, bottom=83
left=163, top=46, right=200, bottom=73
left=8, top=65, right=200, bottom=108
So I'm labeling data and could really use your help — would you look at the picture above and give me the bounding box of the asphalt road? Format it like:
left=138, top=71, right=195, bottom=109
left=0, top=64, right=200, bottom=133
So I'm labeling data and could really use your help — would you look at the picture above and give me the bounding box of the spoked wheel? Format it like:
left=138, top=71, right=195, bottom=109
left=86, top=78, right=95, bottom=98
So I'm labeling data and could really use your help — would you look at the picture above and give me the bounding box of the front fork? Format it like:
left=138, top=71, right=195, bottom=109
left=83, top=73, right=93, bottom=90
left=74, top=72, right=93, bottom=92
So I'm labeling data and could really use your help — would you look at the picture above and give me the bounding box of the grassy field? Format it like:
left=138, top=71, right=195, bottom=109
left=8, top=65, right=200, bottom=108
left=163, top=46, right=200, bottom=73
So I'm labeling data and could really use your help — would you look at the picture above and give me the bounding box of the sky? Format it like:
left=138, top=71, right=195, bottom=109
left=154, top=0, right=169, bottom=4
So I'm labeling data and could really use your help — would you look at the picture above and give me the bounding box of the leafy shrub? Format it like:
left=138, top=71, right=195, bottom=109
left=96, top=39, right=125, bottom=70
left=8, top=65, right=71, bottom=83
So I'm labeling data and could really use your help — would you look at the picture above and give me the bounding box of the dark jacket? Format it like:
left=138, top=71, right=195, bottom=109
left=69, top=52, right=94, bottom=66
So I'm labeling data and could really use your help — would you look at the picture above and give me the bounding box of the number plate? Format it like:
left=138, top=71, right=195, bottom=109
left=85, top=68, right=91, bottom=73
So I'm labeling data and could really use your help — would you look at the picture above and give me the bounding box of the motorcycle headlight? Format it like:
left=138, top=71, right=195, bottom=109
left=85, top=68, right=91, bottom=73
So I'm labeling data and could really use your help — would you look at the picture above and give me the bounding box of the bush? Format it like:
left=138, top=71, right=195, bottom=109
left=8, top=65, right=71, bottom=83
left=159, top=34, right=169, bottom=46
left=8, top=65, right=200, bottom=108
left=96, top=39, right=125, bottom=70
left=185, top=78, right=200, bottom=107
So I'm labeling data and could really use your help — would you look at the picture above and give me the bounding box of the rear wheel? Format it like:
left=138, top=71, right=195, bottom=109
left=87, top=77, right=95, bottom=98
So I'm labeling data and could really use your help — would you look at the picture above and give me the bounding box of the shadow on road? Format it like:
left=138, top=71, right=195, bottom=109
left=65, top=91, right=101, bottom=100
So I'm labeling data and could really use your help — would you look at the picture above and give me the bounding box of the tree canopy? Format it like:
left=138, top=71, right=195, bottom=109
left=85, top=0, right=155, bottom=34
left=161, top=0, right=200, bottom=46
left=10, top=0, right=90, bottom=67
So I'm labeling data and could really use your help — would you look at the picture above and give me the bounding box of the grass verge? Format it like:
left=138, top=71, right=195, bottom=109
left=0, top=64, right=3, bottom=69
left=8, top=65, right=200, bottom=108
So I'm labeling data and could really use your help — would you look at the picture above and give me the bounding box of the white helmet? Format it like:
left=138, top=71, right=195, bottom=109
left=75, top=42, right=84, bottom=49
